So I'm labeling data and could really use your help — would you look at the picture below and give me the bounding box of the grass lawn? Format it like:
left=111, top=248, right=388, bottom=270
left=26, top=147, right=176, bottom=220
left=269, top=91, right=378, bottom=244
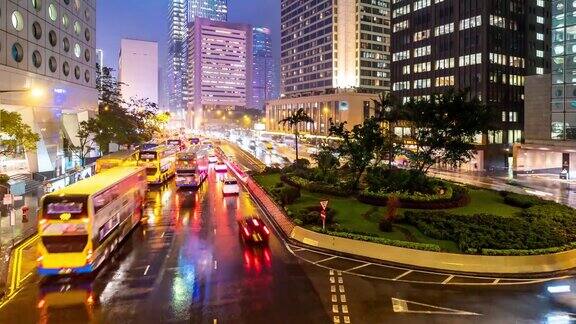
left=253, top=173, right=514, bottom=253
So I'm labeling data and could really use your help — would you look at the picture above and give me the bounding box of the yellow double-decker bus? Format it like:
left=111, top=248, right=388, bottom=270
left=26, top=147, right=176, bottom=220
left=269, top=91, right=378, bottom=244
left=138, top=145, right=177, bottom=184
left=37, top=166, right=147, bottom=276
left=95, top=150, right=139, bottom=173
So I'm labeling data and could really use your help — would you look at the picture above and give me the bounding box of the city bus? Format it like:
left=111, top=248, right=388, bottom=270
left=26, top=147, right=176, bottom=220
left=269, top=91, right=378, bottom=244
left=138, top=146, right=177, bottom=184
left=166, top=139, right=185, bottom=151
left=37, top=166, right=147, bottom=276
left=175, top=149, right=208, bottom=189
left=95, top=150, right=139, bottom=173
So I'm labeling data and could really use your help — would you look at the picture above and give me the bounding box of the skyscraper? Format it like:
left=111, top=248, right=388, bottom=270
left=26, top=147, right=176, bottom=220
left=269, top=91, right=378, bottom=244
left=266, top=0, right=391, bottom=135
left=390, top=0, right=551, bottom=171
left=167, top=0, right=228, bottom=114
left=252, top=27, right=278, bottom=110
left=188, top=0, right=228, bottom=22
left=167, top=0, right=188, bottom=112
left=188, top=19, right=253, bottom=128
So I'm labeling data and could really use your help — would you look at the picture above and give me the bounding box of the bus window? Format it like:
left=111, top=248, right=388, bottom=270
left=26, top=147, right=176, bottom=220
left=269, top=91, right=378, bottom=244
left=139, top=152, right=157, bottom=161
left=43, top=196, right=87, bottom=220
left=41, top=235, right=88, bottom=253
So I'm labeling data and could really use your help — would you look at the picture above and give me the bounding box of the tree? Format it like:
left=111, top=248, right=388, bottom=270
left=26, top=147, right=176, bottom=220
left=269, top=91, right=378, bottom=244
left=0, top=109, right=40, bottom=156
left=403, top=89, right=496, bottom=172
left=71, top=121, right=94, bottom=167
left=329, top=117, right=386, bottom=189
left=373, top=93, right=405, bottom=168
left=312, top=148, right=340, bottom=182
left=278, top=108, right=314, bottom=164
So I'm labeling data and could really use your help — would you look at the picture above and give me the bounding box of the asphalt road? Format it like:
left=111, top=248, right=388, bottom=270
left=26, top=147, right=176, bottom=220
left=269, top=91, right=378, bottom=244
left=0, top=142, right=574, bottom=323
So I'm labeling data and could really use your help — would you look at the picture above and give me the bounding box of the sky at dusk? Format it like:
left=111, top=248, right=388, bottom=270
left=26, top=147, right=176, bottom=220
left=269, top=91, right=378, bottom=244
left=96, top=0, right=281, bottom=72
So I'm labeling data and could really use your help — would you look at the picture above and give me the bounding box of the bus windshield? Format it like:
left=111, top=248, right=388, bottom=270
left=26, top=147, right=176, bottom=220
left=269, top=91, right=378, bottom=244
left=139, top=152, right=158, bottom=161
left=41, top=235, right=88, bottom=253
left=146, top=168, right=158, bottom=176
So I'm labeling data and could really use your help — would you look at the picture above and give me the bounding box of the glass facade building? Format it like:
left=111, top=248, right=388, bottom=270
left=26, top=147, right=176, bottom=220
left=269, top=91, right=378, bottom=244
left=252, top=27, right=279, bottom=110
left=552, top=0, right=576, bottom=140
left=188, top=0, right=228, bottom=22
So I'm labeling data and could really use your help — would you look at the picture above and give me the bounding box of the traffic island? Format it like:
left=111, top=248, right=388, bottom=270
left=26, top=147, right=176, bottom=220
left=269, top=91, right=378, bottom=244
left=249, top=172, right=576, bottom=275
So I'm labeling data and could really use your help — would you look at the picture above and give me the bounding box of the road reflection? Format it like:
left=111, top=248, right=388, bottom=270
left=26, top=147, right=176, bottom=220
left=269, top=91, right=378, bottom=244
left=38, top=278, right=95, bottom=324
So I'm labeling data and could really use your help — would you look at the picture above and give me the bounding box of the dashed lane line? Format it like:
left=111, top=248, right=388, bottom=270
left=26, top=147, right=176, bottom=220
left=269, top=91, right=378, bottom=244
left=393, top=270, right=413, bottom=281
left=345, top=263, right=370, bottom=272
left=442, top=275, right=455, bottom=284
left=143, top=265, right=151, bottom=276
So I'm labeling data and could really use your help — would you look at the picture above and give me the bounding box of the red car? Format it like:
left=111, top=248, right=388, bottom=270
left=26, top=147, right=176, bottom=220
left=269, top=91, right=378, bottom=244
left=238, top=217, right=270, bottom=244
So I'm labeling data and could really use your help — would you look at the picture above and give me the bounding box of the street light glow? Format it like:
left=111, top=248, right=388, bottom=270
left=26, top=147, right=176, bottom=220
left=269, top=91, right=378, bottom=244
left=30, top=87, right=46, bottom=98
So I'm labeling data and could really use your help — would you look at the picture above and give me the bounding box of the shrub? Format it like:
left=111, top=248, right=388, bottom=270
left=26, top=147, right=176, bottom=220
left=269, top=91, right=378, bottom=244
left=500, top=191, right=548, bottom=208
left=282, top=174, right=352, bottom=197
left=0, top=174, right=9, bottom=186
left=261, top=166, right=283, bottom=175
left=271, top=184, right=300, bottom=206
left=310, top=226, right=441, bottom=252
left=295, top=206, right=336, bottom=226
left=365, top=167, right=439, bottom=194
left=358, top=185, right=469, bottom=209
left=379, top=218, right=393, bottom=232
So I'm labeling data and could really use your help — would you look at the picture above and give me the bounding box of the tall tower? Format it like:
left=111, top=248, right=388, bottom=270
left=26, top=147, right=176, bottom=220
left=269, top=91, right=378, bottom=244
left=252, top=27, right=278, bottom=110
left=167, top=0, right=188, bottom=113
left=188, top=0, right=228, bottom=22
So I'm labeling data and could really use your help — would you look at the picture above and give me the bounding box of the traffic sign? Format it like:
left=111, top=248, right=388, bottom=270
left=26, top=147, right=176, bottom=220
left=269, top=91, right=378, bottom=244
left=320, top=210, right=326, bottom=219
left=13, top=195, right=23, bottom=201
left=2, top=194, right=13, bottom=205
left=320, top=200, right=329, bottom=210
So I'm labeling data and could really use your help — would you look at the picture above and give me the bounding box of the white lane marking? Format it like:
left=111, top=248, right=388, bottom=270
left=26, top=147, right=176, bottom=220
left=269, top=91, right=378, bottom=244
left=330, top=269, right=335, bottom=276
left=314, top=256, right=337, bottom=264
left=340, top=294, right=347, bottom=303
left=332, top=305, right=339, bottom=313
left=330, top=276, right=335, bottom=284
left=214, top=260, right=218, bottom=270
left=342, top=305, right=349, bottom=314
left=338, top=277, right=344, bottom=284
left=345, top=263, right=370, bottom=272
left=442, top=275, right=455, bottom=284
left=393, top=270, right=412, bottom=281
left=339, top=285, right=345, bottom=293
left=331, top=285, right=336, bottom=293
left=391, top=298, right=481, bottom=315
left=332, top=294, right=338, bottom=302
left=343, top=315, right=350, bottom=323
left=333, top=316, right=341, bottom=323
left=213, top=319, right=217, bottom=324
left=492, top=278, right=500, bottom=284
left=161, top=232, right=165, bottom=238
left=143, top=265, right=151, bottom=276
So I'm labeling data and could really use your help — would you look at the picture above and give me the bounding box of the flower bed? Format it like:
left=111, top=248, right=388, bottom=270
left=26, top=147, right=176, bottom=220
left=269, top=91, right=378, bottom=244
left=281, top=174, right=352, bottom=197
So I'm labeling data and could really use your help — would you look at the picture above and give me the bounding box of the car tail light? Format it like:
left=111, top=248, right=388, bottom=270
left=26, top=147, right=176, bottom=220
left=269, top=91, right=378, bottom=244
left=37, top=299, right=46, bottom=309
left=252, top=218, right=259, bottom=226
left=263, top=226, right=270, bottom=235
left=243, top=226, right=250, bottom=237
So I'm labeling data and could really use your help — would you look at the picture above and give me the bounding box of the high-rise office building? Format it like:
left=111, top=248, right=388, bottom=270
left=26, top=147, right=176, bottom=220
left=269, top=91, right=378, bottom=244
left=167, top=0, right=188, bottom=113
left=390, top=0, right=551, bottom=171
left=0, top=0, right=98, bottom=173
left=188, top=0, right=228, bottom=22
left=252, top=27, right=278, bottom=110
left=280, top=0, right=391, bottom=97
left=187, top=19, right=253, bottom=128
left=266, top=0, right=391, bottom=134
left=167, top=0, right=228, bottom=114
left=118, top=39, right=159, bottom=104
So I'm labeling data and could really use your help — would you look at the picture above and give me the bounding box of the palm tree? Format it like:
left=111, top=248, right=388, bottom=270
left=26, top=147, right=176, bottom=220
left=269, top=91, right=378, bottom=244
left=373, top=93, right=405, bottom=168
left=278, top=108, right=314, bottom=164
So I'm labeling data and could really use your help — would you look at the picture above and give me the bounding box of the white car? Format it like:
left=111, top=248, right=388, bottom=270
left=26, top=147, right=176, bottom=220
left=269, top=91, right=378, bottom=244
left=215, top=161, right=228, bottom=172
left=208, top=155, right=218, bottom=163
left=222, top=178, right=240, bottom=195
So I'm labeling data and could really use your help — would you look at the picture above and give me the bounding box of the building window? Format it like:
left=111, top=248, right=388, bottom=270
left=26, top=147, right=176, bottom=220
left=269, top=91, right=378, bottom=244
left=74, top=66, right=81, bottom=79
left=32, top=0, right=42, bottom=11
left=434, top=23, right=454, bottom=36
left=413, top=62, right=431, bottom=73
left=393, top=20, right=409, bottom=32
left=74, top=0, right=80, bottom=11
left=63, top=37, right=70, bottom=52
left=84, top=70, right=90, bottom=83
left=49, top=56, right=57, bottom=72
left=11, top=11, right=24, bottom=31
left=85, top=28, right=91, bottom=42
left=459, top=53, right=482, bottom=66
left=537, top=33, right=544, bottom=41
left=435, top=58, right=455, bottom=70
left=434, top=75, right=454, bottom=87
left=48, top=3, right=58, bottom=21
left=62, top=14, right=69, bottom=28
left=536, top=16, right=544, bottom=24
left=536, top=67, right=544, bottom=75
left=509, top=111, right=518, bottom=122
left=11, top=43, right=24, bottom=62
left=74, top=21, right=81, bottom=35
left=85, top=8, right=91, bottom=21
left=413, top=29, right=430, bottom=42
left=32, top=50, right=42, bottom=68
left=74, top=43, right=81, bottom=58
left=502, top=111, right=507, bottom=122
left=49, top=30, right=57, bottom=47
left=63, top=61, right=70, bottom=76
left=413, top=78, right=431, bottom=89
left=32, top=22, right=42, bottom=40
left=84, top=49, right=90, bottom=62
left=402, top=65, right=411, bottom=75
left=489, top=15, right=506, bottom=28
left=459, top=15, right=482, bottom=31
left=414, top=45, right=431, bottom=58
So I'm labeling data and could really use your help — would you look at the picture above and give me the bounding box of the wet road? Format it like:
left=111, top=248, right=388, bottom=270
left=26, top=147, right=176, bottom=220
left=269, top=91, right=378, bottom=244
left=0, top=143, right=575, bottom=323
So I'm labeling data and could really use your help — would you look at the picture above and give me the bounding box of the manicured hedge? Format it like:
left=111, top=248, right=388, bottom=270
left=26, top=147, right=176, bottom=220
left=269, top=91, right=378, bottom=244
left=404, top=206, right=576, bottom=253
left=474, top=242, right=576, bottom=256
left=310, top=226, right=441, bottom=252
left=357, top=185, right=470, bottom=209
left=281, top=174, right=352, bottom=197
left=500, top=191, right=548, bottom=208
